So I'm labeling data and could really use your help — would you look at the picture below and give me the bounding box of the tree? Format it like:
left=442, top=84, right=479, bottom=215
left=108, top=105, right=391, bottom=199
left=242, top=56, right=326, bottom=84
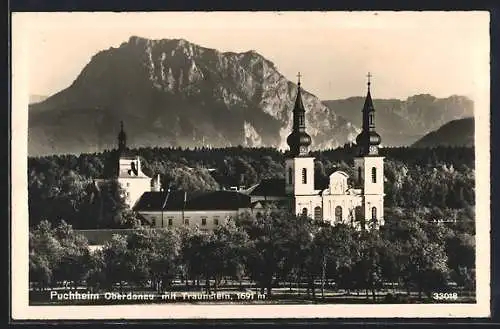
left=126, top=227, right=182, bottom=291
left=29, top=221, right=63, bottom=289
left=446, top=232, right=475, bottom=290
left=52, top=221, right=91, bottom=289
left=237, top=211, right=294, bottom=296
left=101, top=234, right=130, bottom=291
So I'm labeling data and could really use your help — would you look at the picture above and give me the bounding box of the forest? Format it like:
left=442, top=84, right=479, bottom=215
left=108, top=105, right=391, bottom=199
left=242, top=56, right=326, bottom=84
left=28, top=145, right=475, bottom=229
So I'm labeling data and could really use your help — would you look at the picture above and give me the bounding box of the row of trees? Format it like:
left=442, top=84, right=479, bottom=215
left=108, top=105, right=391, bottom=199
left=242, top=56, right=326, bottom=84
left=28, top=146, right=475, bottom=229
left=30, top=209, right=475, bottom=301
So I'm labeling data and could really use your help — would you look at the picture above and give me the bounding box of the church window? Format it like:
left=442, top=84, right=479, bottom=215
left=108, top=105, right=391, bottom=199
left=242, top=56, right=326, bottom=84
left=335, top=206, right=342, bottom=222
left=372, top=207, right=377, bottom=221
left=168, top=218, right=173, bottom=226
left=288, top=167, right=293, bottom=184
left=358, top=167, right=362, bottom=184
left=371, top=167, right=377, bottom=183
left=201, top=217, right=207, bottom=226
left=301, top=208, right=308, bottom=217
left=314, top=206, right=322, bottom=221
left=302, top=168, right=307, bottom=184
left=369, top=113, right=374, bottom=126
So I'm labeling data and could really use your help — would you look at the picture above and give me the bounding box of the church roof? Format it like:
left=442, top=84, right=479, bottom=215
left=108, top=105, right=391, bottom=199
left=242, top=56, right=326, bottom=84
left=133, top=190, right=251, bottom=212
left=133, top=191, right=188, bottom=211
left=186, top=191, right=251, bottom=211
left=245, top=178, right=328, bottom=197
left=247, top=178, right=286, bottom=197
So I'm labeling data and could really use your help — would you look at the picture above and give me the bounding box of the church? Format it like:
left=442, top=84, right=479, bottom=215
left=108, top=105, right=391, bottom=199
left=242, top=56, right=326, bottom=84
left=114, top=74, right=384, bottom=230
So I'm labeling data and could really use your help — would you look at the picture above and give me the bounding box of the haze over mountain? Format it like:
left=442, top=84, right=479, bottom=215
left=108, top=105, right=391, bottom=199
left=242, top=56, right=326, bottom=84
left=412, top=117, right=474, bottom=148
left=28, top=36, right=359, bottom=156
left=323, top=95, right=474, bottom=147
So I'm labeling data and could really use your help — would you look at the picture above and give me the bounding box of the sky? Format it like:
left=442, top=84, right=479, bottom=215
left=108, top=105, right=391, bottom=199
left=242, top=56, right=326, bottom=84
left=13, top=11, right=489, bottom=102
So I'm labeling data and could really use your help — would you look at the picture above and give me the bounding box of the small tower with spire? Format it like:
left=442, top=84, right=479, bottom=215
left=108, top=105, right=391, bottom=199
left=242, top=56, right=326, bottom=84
left=353, top=73, right=385, bottom=228
left=284, top=73, right=317, bottom=216
left=118, top=120, right=127, bottom=156
left=115, top=120, right=151, bottom=208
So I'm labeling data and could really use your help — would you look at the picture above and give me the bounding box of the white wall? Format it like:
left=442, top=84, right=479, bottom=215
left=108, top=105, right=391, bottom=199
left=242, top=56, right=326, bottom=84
left=354, top=156, right=384, bottom=196
left=285, top=157, right=315, bottom=195
left=118, top=177, right=151, bottom=208
left=138, top=209, right=246, bottom=231
left=322, top=194, right=362, bottom=224
left=294, top=195, right=322, bottom=219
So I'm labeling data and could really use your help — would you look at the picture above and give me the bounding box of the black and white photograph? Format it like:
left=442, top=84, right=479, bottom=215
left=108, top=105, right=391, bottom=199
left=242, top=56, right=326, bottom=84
left=11, top=11, right=490, bottom=319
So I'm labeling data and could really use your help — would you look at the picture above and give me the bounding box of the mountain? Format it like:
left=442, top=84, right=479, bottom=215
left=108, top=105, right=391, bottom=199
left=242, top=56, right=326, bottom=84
left=29, top=95, right=48, bottom=105
left=412, top=117, right=474, bottom=148
left=28, top=36, right=359, bottom=156
left=323, top=94, right=474, bottom=147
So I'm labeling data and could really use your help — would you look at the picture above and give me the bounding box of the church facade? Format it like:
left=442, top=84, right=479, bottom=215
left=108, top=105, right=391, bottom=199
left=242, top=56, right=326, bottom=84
left=246, top=74, right=385, bottom=229
left=114, top=75, right=385, bottom=230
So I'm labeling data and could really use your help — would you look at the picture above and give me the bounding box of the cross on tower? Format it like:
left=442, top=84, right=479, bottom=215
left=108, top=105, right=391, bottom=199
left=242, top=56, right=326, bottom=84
left=297, top=72, right=302, bottom=86
left=366, top=72, right=372, bottom=88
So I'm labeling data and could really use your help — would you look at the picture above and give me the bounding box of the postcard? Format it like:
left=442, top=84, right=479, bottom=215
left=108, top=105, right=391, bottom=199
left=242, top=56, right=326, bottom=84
left=11, top=11, right=490, bottom=319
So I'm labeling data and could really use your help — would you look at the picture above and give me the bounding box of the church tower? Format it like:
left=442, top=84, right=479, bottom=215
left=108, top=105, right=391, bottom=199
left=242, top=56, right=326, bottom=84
left=353, top=73, right=385, bottom=228
left=118, top=120, right=127, bottom=156
left=115, top=121, right=151, bottom=208
left=285, top=74, right=317, bottom=216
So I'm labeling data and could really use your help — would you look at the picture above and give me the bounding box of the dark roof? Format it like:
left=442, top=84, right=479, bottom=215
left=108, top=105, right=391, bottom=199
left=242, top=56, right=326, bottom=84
left=133, top=190, right=251, bottom=212
left=133, top=191, right=188, bottom=211
left=248, top=178, right=286, bottom=197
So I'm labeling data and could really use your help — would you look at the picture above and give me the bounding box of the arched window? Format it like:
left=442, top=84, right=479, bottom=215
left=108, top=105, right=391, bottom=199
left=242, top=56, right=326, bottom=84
left=371, top=207, right=377, bottom=221
left=371, top=167, right=377, bottom=183
left=358, top=167, right=362, bottom=184
left=288, top=167, right=293, bottom=184
left=301, top=208, right=308, bottom=217
left=314, top=206, right=322, bottom=221
left=335, top=206, right=343, bottom=222
left=302, top=168, right=307, bottom=184
left=369, top=113, right=374, bottom=126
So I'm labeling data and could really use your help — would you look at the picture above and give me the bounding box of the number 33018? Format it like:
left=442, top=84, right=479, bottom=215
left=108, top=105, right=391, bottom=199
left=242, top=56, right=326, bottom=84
left=432, top=292, right=458, bottom=300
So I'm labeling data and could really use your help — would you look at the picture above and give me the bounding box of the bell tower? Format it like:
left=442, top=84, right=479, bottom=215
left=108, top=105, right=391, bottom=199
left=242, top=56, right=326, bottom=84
left=353, top=73, right=385, bottom=229
left=284, top=73, right=316, bottom=215
left=118, top=120, right=127, bottom=156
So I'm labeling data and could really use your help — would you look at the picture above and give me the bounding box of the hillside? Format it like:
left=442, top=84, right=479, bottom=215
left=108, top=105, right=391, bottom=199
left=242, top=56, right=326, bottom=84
left=28, top=36, right=359, bottom=156
left=412, top=117, right=474, bottom=148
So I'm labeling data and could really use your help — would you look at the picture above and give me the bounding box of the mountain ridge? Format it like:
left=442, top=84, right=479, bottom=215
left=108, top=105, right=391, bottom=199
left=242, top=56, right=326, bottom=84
left=29, top=36, right=358, bottom=156
left=322, top=94, right=474, bottom=147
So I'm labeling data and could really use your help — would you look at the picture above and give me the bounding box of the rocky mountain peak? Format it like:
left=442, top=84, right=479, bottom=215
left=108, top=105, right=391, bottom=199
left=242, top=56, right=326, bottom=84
left=29, top=36, right=359, bottom=156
